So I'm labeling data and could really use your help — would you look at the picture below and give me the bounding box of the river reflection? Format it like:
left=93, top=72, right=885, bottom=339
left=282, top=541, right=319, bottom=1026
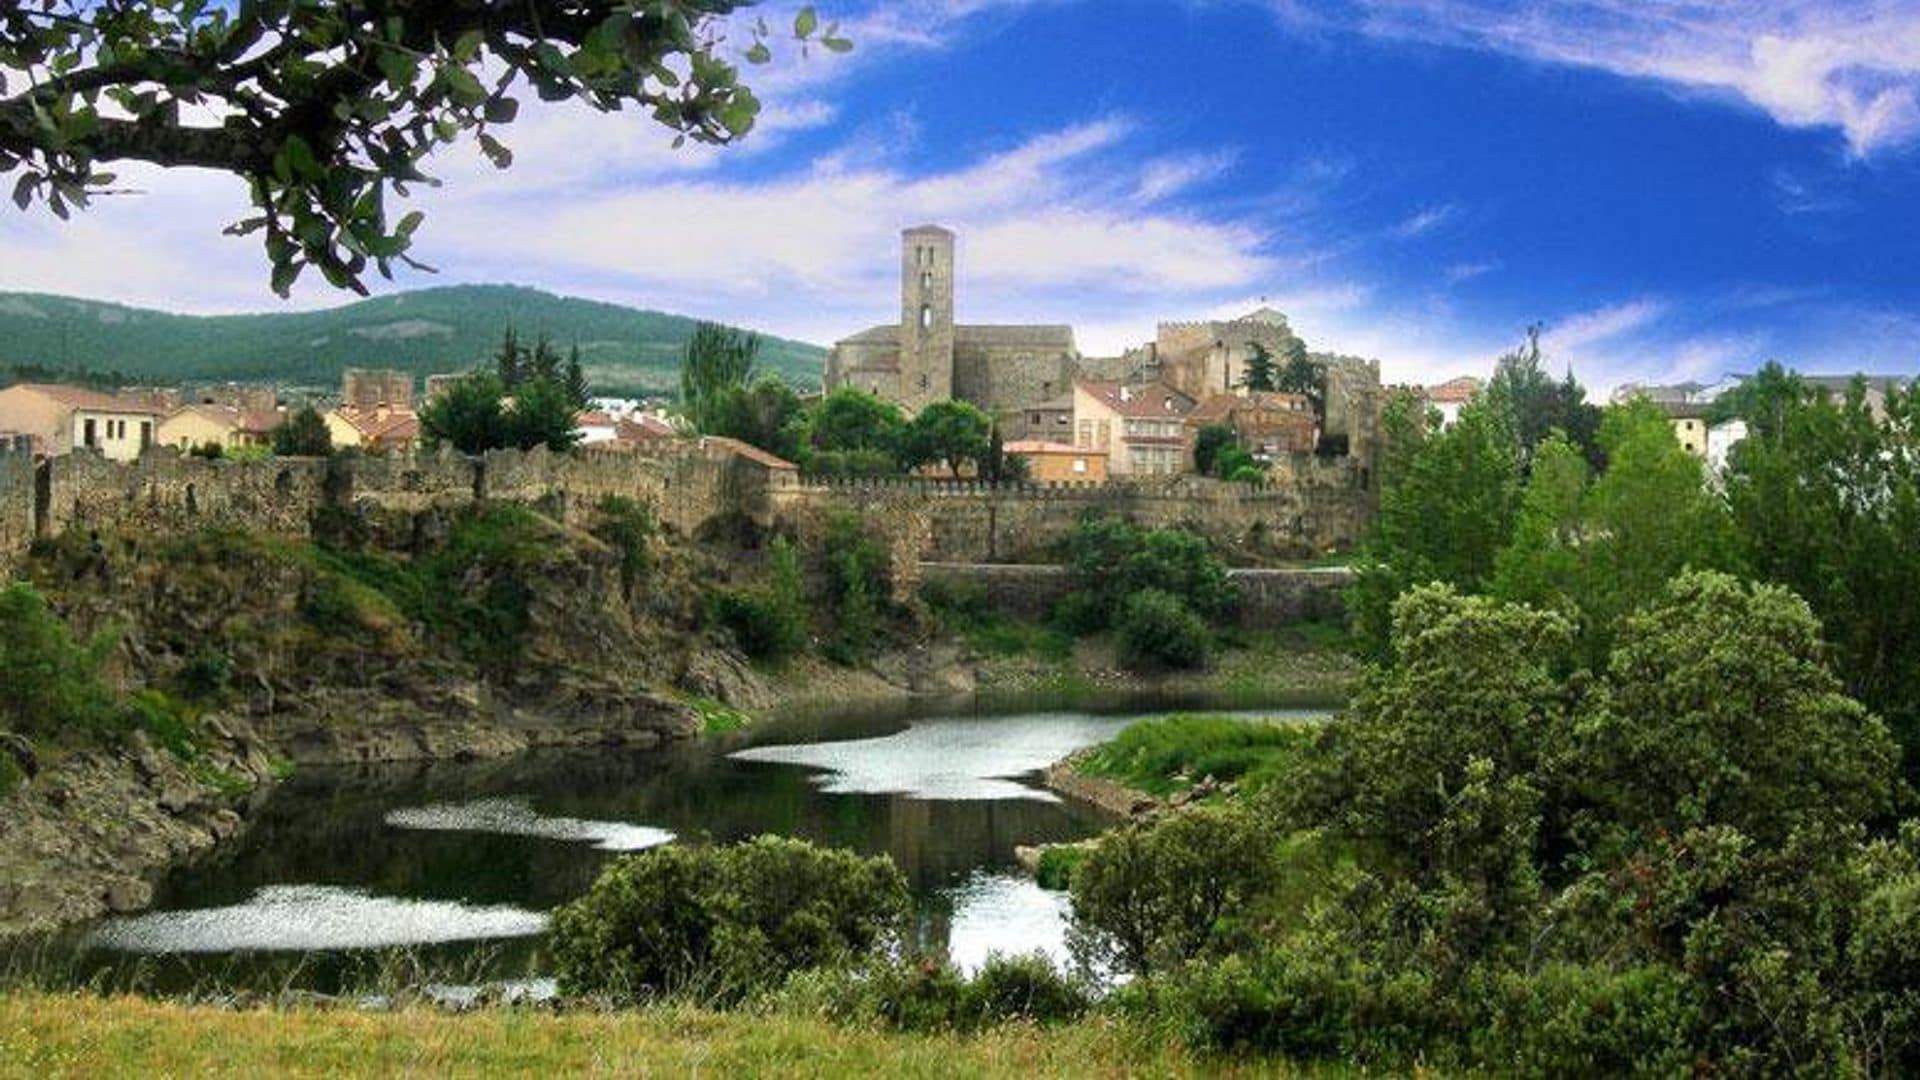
left=21, top=699, right=1325, bottom=994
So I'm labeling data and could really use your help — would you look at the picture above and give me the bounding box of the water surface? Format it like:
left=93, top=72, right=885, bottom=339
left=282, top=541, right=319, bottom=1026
left=17, top=697, right=1326, bottom=994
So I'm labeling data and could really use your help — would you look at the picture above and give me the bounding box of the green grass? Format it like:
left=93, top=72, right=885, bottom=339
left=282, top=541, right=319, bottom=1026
left=682, top=694, right=754, bottom=735
left=0, top=993, right=1275, bottom=1078
left=962, top=619, right=1074, bottom=661
left=1076, top=714, right=1320, bottom=799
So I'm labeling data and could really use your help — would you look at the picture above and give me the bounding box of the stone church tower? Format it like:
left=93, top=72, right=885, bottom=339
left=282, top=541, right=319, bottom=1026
left=899, top=225, right=956, bottom=410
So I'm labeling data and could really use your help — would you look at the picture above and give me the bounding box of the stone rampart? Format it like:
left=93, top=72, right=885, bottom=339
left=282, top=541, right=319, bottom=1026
left=0, top=440, right=1374, bottom=592
left=917, top=562, right=1351, bottom=628
left=778, top=455, right=1371, bottom=566
left=0, top=449, right=35, bottom=578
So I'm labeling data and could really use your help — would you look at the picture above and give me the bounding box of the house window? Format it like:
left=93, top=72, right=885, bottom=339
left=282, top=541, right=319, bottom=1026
left=1073, top=458, right=1087, bottom=474
left=918, top=373, right=930, bottom=391
left=83, top=418, right=97, bottom=447
left=140, top=421, right=152, bottom=448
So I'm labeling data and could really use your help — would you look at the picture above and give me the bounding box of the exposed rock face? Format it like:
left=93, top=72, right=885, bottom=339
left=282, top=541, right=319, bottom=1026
left=0, top=715, right=277, bottom=937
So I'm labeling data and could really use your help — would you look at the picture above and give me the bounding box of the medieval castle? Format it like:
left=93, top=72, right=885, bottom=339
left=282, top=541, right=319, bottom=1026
left=825, top=226, right=1382, bottom=470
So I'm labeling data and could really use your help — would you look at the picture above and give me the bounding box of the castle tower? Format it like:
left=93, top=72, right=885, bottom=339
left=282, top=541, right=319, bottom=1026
left=899, top=225, right=956, bottom=410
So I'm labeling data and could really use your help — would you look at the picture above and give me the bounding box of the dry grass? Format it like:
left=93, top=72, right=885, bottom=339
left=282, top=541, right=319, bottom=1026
left=0, top=992, right=1302, bottom=1078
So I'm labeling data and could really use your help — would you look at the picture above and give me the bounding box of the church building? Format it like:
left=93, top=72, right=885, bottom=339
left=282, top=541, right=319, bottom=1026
left=826, top=226, right=1082, bottom=415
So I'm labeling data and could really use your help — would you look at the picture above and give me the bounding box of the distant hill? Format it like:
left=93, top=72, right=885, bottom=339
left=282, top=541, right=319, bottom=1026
left=0, top=285, right=826, bottom=396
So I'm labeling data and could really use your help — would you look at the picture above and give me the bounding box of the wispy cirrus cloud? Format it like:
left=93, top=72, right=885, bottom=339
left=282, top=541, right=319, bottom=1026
left=1271, top=0, right=1920, bottom=156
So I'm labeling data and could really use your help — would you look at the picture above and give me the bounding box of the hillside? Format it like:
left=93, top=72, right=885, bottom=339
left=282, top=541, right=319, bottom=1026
left=0, top=285, right=826, bottom=396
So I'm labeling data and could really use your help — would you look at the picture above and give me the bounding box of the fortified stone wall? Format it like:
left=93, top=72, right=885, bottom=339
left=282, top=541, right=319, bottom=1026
left=45, top=451, right=332, bottom=540
left=916, top=562, right=1351, bottom=628
left=0, top=441, right=1374, bottom=599
left=0, top=449, right=34, bottom=578
left=779, top=456, right=1370, bottom=563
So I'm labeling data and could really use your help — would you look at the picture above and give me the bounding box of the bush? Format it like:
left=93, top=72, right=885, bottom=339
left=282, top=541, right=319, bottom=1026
left=0, top=582, right=123, bottom=743
left=821, top=514, right=890, bottom=664
left=1115, top=588, right=1211, bottom=671
left=708, top=588, right=804, bottom=662
left=966, top=953, right=1091, bottom=1026
left=590, top=496, right=654, bottom=600
left=1058, top=514, right=1235, bottom=634
left=1034, top=846, right=1088, bottom=891
left=1068, top=805, right=1277, bottom=977
left=771, top=953, right=1088, bottom=1033
left=549, top=836, right=908, bottom=1005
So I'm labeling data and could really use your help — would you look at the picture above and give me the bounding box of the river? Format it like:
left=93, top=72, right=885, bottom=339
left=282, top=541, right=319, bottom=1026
left=9, top=694, right=1327, bottom=997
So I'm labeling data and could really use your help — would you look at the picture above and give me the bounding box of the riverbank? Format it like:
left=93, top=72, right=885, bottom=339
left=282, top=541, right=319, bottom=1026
left=0, top=992, right=1260, bottom=1078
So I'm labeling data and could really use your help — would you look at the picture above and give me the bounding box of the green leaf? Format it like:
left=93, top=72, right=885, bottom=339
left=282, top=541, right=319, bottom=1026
left=12, top=174, right=36, bottom=211
left=453, top=29, right=486, bottom=63
left=794, top=7, right=819, bottom=39
left=271, top=258, right=301, bottom=297
left=744, top=42, right=772, bottom=65
left=442, top=65, right=488, bottom=107
left=394, top=210, right=425, bottom=237
left=280, top=135, right=320, bottom=181
left=821, top=36, right=854, bottom=54
left=482, top=96, right=519, bottom=124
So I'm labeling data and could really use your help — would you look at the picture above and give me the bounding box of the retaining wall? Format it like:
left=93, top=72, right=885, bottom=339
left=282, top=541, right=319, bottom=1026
left=917, top=561, right=1352, bottom=628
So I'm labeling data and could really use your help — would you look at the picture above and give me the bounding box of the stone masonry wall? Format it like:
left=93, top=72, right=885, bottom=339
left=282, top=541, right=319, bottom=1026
left=0, top=449, right=34, bottom=578
left=917, top=562, right=1352, bottom=628
left=1, top=442, right=1374, bottom=598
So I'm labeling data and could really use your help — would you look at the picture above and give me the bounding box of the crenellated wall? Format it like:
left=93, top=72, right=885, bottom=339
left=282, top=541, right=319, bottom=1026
left=0, top=440, right=1374, bottom=589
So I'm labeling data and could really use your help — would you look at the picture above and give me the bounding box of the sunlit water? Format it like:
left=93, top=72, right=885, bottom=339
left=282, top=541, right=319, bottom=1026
left=15, top=697, right=1328, bottom=994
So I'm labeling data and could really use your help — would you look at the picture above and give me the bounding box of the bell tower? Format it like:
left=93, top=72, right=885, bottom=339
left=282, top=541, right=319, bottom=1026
left=899, top=225, right=955, bottom=410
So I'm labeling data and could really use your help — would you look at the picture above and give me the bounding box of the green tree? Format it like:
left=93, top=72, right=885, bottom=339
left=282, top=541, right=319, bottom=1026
left=1192, top=424, right=1236, bottom=476
left=0, top=4, right=844, bottom=295
left=1274, top=340, right=1325, bottom=421
left=564, top=346, right=590, bottom=411
left=1574, top=571, right=1898, bottom=847
left=806, top=387, right=904, bottom=457
left=419, top=372, right=508, bottom=454
left=1240, top=342, right=1279, bottom=393
left=1723, top=364, right=1920, bottom=775
left=1348, top=397, right=1522, bottom=662
left=680, top=322, right=760, bottom=435
left=1485, top=325, right=1603, bottom=469
left=901, top=399, right=993, bottom=477
left=1068, top=806, right=1277, bottom=976
left=494, top=326, right=525, bottom=389
left=1489, top=431, right=1590, bottom=616
left=270, top=406, right=332, bottom=457
left=549, top=836, right=908, bottom=1005
left=706, top=374, right=804, bottom=461
left=504, top=375, right=583, bottom=453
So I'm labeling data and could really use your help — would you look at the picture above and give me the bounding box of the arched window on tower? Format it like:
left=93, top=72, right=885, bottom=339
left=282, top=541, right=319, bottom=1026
left=920, top=305, right=932, bottom=331
left=921, top=271, right=932, bottom=290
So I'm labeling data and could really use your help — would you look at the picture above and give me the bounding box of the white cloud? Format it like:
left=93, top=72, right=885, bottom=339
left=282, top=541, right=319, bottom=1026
left=1394, top=203, right=1457, bottom=237
left=1277, top=0, right=1920, bottom=155
left=1443, top=259, right=1500, bottom=284
left=1546, top=298, right=1666, bottom=352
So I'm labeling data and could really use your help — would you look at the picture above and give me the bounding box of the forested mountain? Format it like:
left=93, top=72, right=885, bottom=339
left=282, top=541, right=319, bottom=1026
left=0, top=285, right=825, bottom=395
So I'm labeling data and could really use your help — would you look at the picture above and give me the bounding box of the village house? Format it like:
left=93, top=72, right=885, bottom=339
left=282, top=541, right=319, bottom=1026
left=0, top=383, right=167, bottom=460
left=158, top=402, right=282, bottom=452
left=1072, top=380, right=1195, bottom=477
left=1004, top=438, right=1108, bottom=483
left=1185, top=391, right=1318, bottom=461
left=1423, top=376, right=1483, bottom=427
left=324, top=368, right=421, bottom=453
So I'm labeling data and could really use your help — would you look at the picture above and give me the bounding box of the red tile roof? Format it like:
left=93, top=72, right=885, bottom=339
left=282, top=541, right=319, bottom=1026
left=12, top=383, right=163, bottom=414
left=1425, top=376, right=1483, bottom=404
left=1076, top=380, right=1195, bottom=419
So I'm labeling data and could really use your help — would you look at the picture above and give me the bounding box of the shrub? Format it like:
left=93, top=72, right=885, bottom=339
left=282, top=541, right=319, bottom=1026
left=549, top=836, right=908, bottom=1005
left=590, top=496, right=654, bottom=600
left=174, top=648, right=233, bottom=703
left=708, top=588, right=803, bottom=662
left=1068, top=805, right=1277, bottom=976
left=1058, top=514, right=1235, bottom=634
left=966, top=953, right=1091, bottom=1026
left=1034, top=846, right=1088, bottom=891
left=0, top=582, right=122, bottom=743
left=1115, top=588, right=1211, bottom=671
left=821, top=514, right=890, bottom=663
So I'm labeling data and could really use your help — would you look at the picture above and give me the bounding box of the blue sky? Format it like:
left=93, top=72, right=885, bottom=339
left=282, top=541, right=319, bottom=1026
left=4, top=0, right=1918, bottom=391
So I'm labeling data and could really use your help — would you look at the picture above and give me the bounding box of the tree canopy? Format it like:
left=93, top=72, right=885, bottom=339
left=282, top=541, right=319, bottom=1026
left=1, top=3, right=847, bottom=295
